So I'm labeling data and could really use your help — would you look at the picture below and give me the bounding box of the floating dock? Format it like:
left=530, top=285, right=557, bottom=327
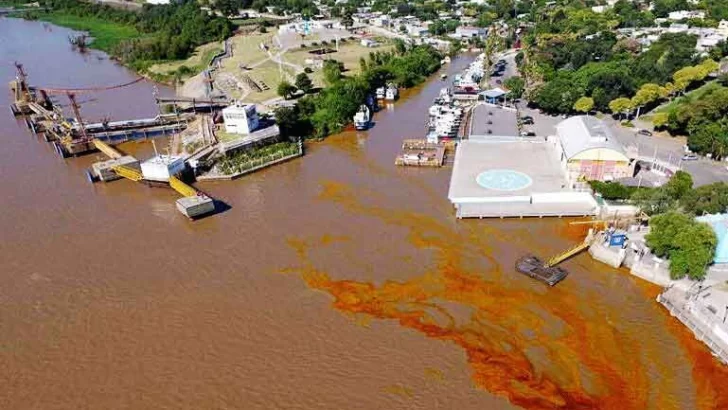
left=395, top=140, right=446, bottom=167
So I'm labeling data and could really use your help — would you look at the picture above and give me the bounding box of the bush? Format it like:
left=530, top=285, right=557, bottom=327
left=589, top=181, right=636, bottom=200
left=621, top=120, right=634, bottom=127
left=646, top=212, right=717, bottom=280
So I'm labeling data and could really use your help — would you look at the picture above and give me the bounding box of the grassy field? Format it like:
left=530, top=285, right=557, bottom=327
left=212, top=32, right=392, bottom=103
left=30, top=12, right=141, bottom=52
left=149, top=41, right=223, bottom=77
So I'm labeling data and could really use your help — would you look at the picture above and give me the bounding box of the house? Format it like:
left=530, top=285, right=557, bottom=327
left=718, top=20, right=728, bottom=36
left=223, top=102, right=260, bottom=135
left=555, top=116, right=632, bottom=186
left=668, top=10, right=705, bottom=21
left=454, top=26, right=487, bottom=39
left=406, top=25, right=429, bottom=37
left=360, top=38, right=379, bottom=47
left=371, top=15, right=390, bottom=27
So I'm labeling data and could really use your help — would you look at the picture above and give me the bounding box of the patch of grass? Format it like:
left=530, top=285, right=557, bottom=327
left=149, top=41, right=223, bottom=78
left=217, top=141, right=300, bottom=175
left=230, top=17, right=277, bottom=26
left=30, top=12, right=141, bottom=52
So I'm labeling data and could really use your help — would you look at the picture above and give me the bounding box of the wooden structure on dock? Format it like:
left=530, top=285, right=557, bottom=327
left=395, top=139, right=446, bottom=167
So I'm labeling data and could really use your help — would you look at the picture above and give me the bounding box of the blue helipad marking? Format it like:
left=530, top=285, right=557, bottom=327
left=476, top=169, right=533, bottom=191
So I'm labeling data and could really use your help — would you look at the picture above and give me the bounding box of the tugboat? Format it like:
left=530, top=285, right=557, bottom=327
left=353, top=104, right=371, bottom=130
left=385, top=84, right=399, bottom=101
left=515, top=255, right=568, bottom=286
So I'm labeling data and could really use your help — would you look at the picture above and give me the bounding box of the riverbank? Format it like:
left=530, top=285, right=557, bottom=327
left=14, top=0, right=232, bottom=75
left=24, top=11, right=141, bottom=52
left=5, top=19, right=728, bottom=408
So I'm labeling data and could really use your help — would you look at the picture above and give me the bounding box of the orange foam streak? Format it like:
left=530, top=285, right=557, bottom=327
left=287, top=181, right=725, bottom=409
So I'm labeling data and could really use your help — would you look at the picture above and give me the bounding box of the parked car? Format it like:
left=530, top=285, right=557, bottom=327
left=521, top=116, right=534, bottom=124
left=520, top=130, right=536, bottom=137
left=682, top=154, right=698, bottom=161
left=637, top=129, right=653, bottom=137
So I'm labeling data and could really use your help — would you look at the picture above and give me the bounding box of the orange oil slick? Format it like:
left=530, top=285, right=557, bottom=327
left=285, top=181, right=664, bottom=409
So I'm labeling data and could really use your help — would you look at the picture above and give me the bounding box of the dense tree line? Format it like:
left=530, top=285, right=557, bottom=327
left=275, top=44, right=442, bottom=139
left=530, top=32, right=701, bottom=114
left=656, top=83, right=728, bottom=158
left=38, top=0, right=233, bottom=68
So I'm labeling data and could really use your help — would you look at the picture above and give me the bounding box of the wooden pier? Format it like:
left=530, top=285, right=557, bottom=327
left=395, top=139, right=447, bottom=167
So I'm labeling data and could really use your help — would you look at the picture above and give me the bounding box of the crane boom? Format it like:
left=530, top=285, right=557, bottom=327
left=37, top=77, right=145, bottom=94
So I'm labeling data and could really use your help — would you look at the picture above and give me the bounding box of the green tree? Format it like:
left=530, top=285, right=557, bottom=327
left=341, top=10, right=354, bottom=29
left=608, top=97, right=633, bottom=120
left=322, top=59, right=343, bottom=85
left=653, top=112, right=669, bottom=128
left=573, top=96, right=595, bottom=115
left=277, top=80, right=297, bottom=99
left=631, top=187, right=674, bottom=215
left=646, top=212, right=717, bottom=280
left=294, top=72, right=313, bottom=93
left=664, top=170, right=693, bottom=200
left=681, top=182, right=728, bottom=215
left=504, top=76, right=525, bottom=99
left=631, top=83, right=661, bottom=119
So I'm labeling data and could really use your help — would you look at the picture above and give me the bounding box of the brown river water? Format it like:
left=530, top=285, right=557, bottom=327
left=1, top=17, right=727, bottom=410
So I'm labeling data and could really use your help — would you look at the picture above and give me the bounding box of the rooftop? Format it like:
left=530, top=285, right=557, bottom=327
left=469, top=104, right=519, bottom=139
left=556, top=116, right=626, bottom=159
left=448, top=140, right=567, bottom=201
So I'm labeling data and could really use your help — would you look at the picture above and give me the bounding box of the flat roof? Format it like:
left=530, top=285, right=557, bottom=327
left=448, top=140, right=567, bottom=201
left=469, top=104, right=519, bottom=139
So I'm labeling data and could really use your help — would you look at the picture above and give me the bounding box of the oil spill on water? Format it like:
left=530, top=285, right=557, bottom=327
left=285, top=181, right=654, bottom=409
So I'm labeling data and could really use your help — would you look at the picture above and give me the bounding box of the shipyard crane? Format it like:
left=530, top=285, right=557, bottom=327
left=33, top=77, right=146, bottom=142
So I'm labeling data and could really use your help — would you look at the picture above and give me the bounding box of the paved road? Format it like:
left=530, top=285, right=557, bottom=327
left=490, top=50, right=727, bottom=186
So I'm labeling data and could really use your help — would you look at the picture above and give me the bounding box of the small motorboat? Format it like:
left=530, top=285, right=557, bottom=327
left=353, top=105, right=371, bottom=130
left=385, top=84, right=398, bottom=101
left=375, top=87, right=386, bottom=100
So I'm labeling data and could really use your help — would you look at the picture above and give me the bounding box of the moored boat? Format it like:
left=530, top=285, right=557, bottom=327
left=353, top=105, right=371, bottom=130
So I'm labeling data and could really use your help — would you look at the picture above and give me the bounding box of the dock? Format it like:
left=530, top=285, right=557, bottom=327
left=395, top=139, right=446, bottom=167
left=88, top=140, right=215, bottom=219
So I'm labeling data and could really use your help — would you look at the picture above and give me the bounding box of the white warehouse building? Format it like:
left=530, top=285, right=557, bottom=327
left=222, top=102, right=260, bottom=135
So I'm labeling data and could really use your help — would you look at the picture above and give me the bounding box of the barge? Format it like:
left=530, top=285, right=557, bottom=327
left=515, top=255, right=568, bottom=286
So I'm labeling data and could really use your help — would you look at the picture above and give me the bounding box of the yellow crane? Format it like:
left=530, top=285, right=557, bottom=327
left=544, top=241, right=592, bottom=268
left=111, top=165, right=143, bottom=181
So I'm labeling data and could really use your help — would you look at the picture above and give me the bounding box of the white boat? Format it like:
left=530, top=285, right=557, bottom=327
left=353, top=105, right=371, bottom=130
left=375, top=87, right=386, bottom=99
left=385, top=84, right=398, bottom=101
